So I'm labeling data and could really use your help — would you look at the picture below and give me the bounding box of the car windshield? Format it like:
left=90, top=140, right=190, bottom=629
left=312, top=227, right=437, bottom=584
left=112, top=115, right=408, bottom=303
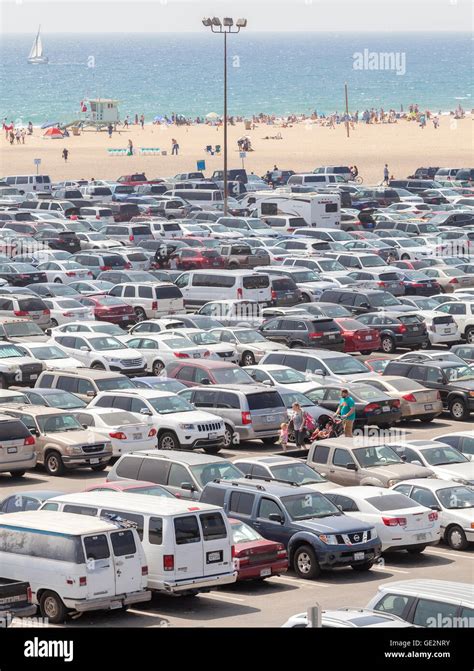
left=353, top=445, right=402, bottom=467
left=282, top=492, right=340, bottom=520
left=28, top=346, right=68, bottom=360
left=366, top=359, right=390, bottom=373
left=40, top=391, right=86, bottom=409
left=88, top=336, right=124, bottom=351
left=422, top=446, right=467, bottom=466
left=271, top=368, right=307, bottom=384
left=148, top=395, right=194, bottom=414
left=318, top=260, right=345, bottom=272
left=0, top=344, right=24, bottom=358
left=370, top=293, right=401, bottom=307
left=291, top=271, right=321, bottom=282
left=325, top=356, right=369, bottom=375
left=230, top=520, right=262, bottom=543
left=410, top=297, right=438, bottom=309
left=90, top=323, right=125, bottom=335
left=437, top=486, right=474, bottom=509
left=4, top=322, right=44, bottom=337
left=190, top=331, right=219, bottom=345
left=190, top=462, right=243, bottom=487
left=96, top=377, right=136, bottom=391
left=445, top=364, right=474, bottom=381
left=235, top=330, right=266, bottom=343
left=271, top=463, right=326, bottom=485
left=213, top=367, right=253, bottom=385
left=38, top=413, right=83, bottom=433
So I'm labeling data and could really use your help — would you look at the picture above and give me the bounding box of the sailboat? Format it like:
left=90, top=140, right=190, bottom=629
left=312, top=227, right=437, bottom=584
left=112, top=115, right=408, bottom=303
left=27, top=25, right=48, bottom=64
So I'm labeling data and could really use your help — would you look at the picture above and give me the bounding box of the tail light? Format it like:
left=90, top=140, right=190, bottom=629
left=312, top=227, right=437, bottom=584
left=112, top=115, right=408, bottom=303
left=24, top=435, right=35, bottom=446
left=377, top=281, right=386, bottom=287
left=96, top=215, right=100, bottom=220
left=203, top=350, right=211, bottom=357
left=26, top=586, right=32, bottom=603
left=163, top=554, right=174, bottom=571
left=109, top=431, right=127, bottom=440
left=410, top=283, right=424, bottom=288
left=396, top=324, right=407, bottom=333
left=151, top=301, right=158, bottom=311
left=42, top=309, right=50, bottom=315
left=173, top=352, right=190, bottom=358
left=62, top=311, right=77, bottom=317
left=100, top=266, right=111, bottom=271
left=14, top=310, right=28, bottom=316
left=66, top=271, right=77, bottom=277
left=87, top=272, right=94, bottom=278
left=79, top=576, right=87, bottom=586
left=276, top=544, right=286, bottom=557
left=436, top=391, right=441, bottom=400
left=449, top=278, right=459, bottom=284
left=129, top=235, right=135, bottom=242
left=237, top=287, right=243, bottom=299
left=309, top=331, right=324, bottom=338
left=399, top=281, right=404, bottom=286
left=382, top=517, right=407, bottom=527
left=231, top=545, right=236, bottom=559
left=235, top=548, right=250, bottom=566
left=364, top=402, right=380, bottom=413
left=428, top=511, right=438, bottom=521
left=141, top=565, right=148, bottom=576
left=271, top=290, right=277, bottom=301
left=241, top=411, right=252, bottom=425
left=402, top=393, right=417, bottom=402
left=148, top=427, right=157, bottom=437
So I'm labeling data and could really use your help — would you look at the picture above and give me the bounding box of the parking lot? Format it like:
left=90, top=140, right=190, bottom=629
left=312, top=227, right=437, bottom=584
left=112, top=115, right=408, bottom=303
left=3, top=407, right=473, bottom=629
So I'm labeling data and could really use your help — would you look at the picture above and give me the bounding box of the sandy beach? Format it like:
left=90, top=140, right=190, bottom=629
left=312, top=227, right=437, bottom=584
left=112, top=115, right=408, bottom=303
left=0, top=115, right=471, bottom=185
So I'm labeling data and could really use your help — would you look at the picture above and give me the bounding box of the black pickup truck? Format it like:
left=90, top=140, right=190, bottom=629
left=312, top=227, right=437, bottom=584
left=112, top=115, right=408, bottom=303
left=0, top=578, right=36, bottom=626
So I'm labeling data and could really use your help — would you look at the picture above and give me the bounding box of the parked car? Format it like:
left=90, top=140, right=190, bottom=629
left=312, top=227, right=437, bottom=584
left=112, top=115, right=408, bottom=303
left=356, top=312, right=430, bottom=353
left=52, top=333, right=146, bottom=376
left=259, top=315, right=345, bottom=351
left=281, top=609, right=414, bottom=628
left=122, top=333, right=212, bottom=375
left=108, top=282, right=184, bottom=321
left=0, top=317, right=49, bottom=344
left=243, top=364, right=319, bottom=395
left=356, top=376, right=443, bottom=422
left=18, top=387, right=87, bottom=410
left=0, top=413, right=37, bottom=478
left=0, top=489, right=63, bottom=514
left=35, top=368, right=137, bottom=402
left=16, top=342, right=84, bottom=371
left=232, top=456, right=338, bottom=493
left=75, top=294, right=137, bottom=327
left=166, top=359, right=255, bottom=388
left=230, top=518, right=288, bottom=581
left=259, top=350, right=374, bottom=385
left=435, top=431, right=474, bottom=461
left=388, top=440, right=474, bottom=486
left=333, top=317, right=381, bottom=354
left=0, top=262, right=46, bottom=286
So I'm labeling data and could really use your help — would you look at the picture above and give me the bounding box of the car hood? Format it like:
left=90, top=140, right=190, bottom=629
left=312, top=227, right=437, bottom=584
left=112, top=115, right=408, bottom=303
left=7, top=335, right=50, bottom=343
left=298, top=281, right=337, bottom=291
left=246, top=341, right=289, bottom=352
left=100, top=347, right=143, bottom=359
left=303, top=481, right=342, bottom=493
left=444, top=507, right=474, bottom=523
left=449, top=378, right=474, bottom=391
left=158, top=410, right=223, bottom=424
left=365, top=463, right=433, bottom=480
left=293, top=514, right=373, bottom=535
left=43, top=357, right=85, bottom=370
left=0, top=355, right=41, bottom=369
left=276, top=381, right=320, bottom=394
left=431, top=462, right=474, bottom=483
left=43, top=428, right=106, bottom=445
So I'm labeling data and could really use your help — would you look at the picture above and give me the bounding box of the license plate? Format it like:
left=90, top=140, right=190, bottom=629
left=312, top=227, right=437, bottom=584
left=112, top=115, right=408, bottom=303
left=207, top=550, right=223, bottom=564
left=260, top=568, right=271, bottom=577
left=193, top=353, right=201, bottom=358
left=329, top=334, right=336, bottom=339
left=30, top=374, right=38, bottom=380
left=412, top=327, right=419, bottom=331
left=209, top=432, right=218, bottom=439
left=31, top=314, right=40, bottom=320
left=7, top=447, right=17, bottom=454
left=89, top=458, right=100, bottom=464
left=353, top=552, right=365, bottom=561
left=424, top=404, right=433, bottom=410
left=382, top=406, right=390, bottom=412
left=365, top=335, right=373, bottom=340
left=266, top=415, right=274, bottom=422
left=32, top=276, right=39, bottom=281
left=133, top=433, right=142, bottom=440
left=416, top=533, right=427, bottom=541
left=444, top=329, right=452, bottom=333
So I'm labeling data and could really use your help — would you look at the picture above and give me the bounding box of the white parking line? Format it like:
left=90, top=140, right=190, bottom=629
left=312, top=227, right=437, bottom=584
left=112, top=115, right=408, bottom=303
left=373, top=566, right=410, bottom=574
left=277, top=576, right=329, bottom=588
left=203, top=593, right=246, bottom=603
left=426, top=548, right=474, bottom=560
left=127, top=609, right=169, bottom=618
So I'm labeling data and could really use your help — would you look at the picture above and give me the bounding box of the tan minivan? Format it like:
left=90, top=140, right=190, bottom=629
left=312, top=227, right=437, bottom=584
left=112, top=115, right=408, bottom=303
left=1, top=405, right=112, bottom=476
left=35, top=369, right=138, bottom=402
left=307, top=437, right=432, bottom=487
left=0, top=413, right=37, bottom=477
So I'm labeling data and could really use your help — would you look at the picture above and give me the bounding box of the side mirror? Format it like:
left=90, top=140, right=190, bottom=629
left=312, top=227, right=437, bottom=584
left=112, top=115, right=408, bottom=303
left=30, top=428, right=40, bottom=437
left=80, top=346, right=90, bottom=352
left=86, top=390, right=96, bottom=398
left=430, top=504, right=441, bottom=511
left=82, top=424, right=89, bottom=430
left=201, top=378, right=211, bottom=385
left=412, top=460, right=423, bottom=467
left=314, top=369, right=325, bottom=376
left=268, top=513, right=284, bottom=524
left=400, top=454, right=407, bottom=461
left=180, top=482, right=196, bottom=492
left=262, top=379, right=273, bottom=386
left=140, top=408, right=152, bottom=415
left=346, top=463, right=357, bottom=471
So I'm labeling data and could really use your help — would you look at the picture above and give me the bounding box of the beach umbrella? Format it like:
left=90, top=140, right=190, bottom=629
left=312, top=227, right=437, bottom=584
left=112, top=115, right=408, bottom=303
left=43, top=127, right=64, bottom=139
left=153, top=115, right=165, bottom=122
left=41, top=120, right=60, bottom=129
left=206, top=112, right=220, bottom=119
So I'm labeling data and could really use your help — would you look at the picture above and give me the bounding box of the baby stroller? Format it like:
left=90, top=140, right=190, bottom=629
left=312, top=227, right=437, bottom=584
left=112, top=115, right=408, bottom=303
left=287, top=412, right=317, bottom=446
left=310, top=417, right=343, bottom=442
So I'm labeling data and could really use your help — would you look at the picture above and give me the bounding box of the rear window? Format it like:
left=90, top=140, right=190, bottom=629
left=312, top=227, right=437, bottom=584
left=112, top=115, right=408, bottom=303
left=380, top=273, right=401, bottom=281
left=273, top=278, right=297, bottom=291
left=310, top=319, right=339, bottom=332
left=366, top=495, right=420, bottom=511
left=200, top=512, right=227, bottom=540
left=243, top=275, right=270, bottom=290
left=154, top=286, right=183, bottom=299
left=174, top=516, right=201, bottom=545
left=111, top=529, right=137, bottom=556
left=115, top=456, right=143, bottom=479
left=84, top=534, right=110, bottom=561
left=247, top=391, right=284, bottom=410
left=399, top=315, right=424, bottom=325
left=0, top=419, right=31, bottom=441
left=130, top=228, right=151, bottom=236
left=325, top=203, right=338, bottom=213
left=201, top=485, right=226, bottom=507
left=103, top=256, right=126, bottom=268
left=433, top=315, right=454, bottom=325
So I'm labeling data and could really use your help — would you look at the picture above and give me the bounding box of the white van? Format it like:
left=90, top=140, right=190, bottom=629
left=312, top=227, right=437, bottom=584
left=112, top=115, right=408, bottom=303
left=287, top=173, right=346, bottom=187
left=109, top=282, right=184, bottom=319
left=0, top=511, right=150, bottom=623
left=2, top=174, right=52, bottom=194
left=166, top=188, right=223, bottom=209
left=41, top=491, right=237, bottom=595
left=255, top=192, right=340, bottom=228
left=174, top=269, right=272, bottom=309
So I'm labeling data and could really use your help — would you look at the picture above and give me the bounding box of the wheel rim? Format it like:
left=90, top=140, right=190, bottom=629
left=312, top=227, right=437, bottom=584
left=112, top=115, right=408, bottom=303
left=224, top=428, right=233, bottom=447
left=451, top=402, right=464, bottom=419
left=382, top=338, right=392, bottom=353
left=135, top=308, right=146, bottom=322
left=467, top=331, right=474, bottom=344
left=449, top=529, right=463, bottom=548
left=47, top=455, right=59, bottom=473
left=161, top=435, right=176, bottom=450
left=297, top=552, right=312, bottom=574
left=153, top=361, right=164, bottom=375
left=243, top=354, right=254, bottom=366
left=43, top=596, right=59, bottom=619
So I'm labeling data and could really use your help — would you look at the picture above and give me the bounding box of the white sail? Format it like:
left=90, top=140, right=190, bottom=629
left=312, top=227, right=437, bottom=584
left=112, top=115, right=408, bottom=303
left=35, top=34, right=43, bottom=58
left=28, top=26, right=46, bottom=62
left=28, top=36, right=38, bottom=59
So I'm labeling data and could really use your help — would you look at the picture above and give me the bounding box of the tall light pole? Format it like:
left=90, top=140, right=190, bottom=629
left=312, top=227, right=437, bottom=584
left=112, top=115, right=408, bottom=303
left=202, top=17, right=247, bottom=216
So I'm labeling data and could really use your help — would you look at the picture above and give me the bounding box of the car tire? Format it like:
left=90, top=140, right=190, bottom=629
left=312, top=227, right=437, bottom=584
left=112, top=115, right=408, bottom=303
left=446, top=525, right=468, bottom=551
left=158, top=431, right=179, bottom=450
left=289, top=341, right=304, bottom=349
left=241, top=351, right=255, bottom=366
left=381, top=335, right=396, bottom=353
left=293, top=545, right=321, bottom=579
left=50, top=319, right=58, bottom=327
left=223, top=424, right=234, bottom=448
left=0, top=375, right=6, bottom=390
left=421, top=414, right=437, bottom=422
left=401, top=253, right=410, bottom=260
left=91, top=464, right=107, bottom=472
left=465, top=327, right=474, bottom=344
left=44, top=451, right=65, bottom=476
left=262, top=436, right=277, bottom=445
left=449, top=397, right=469, bottom=421
left=91, top=362, right=105, bottom=370
left=152, top=360, right=165, bottom=375
left=39, top=591, right=68, bottom=624
left=203, top=444, right=222, bottom=455
left=351, top=560, right=374, bottom=571
left=406, top=545, right=426, bottom=554
left=134, top=307, right=147, bottom=321
left=10, top=470, right=26, bottom=477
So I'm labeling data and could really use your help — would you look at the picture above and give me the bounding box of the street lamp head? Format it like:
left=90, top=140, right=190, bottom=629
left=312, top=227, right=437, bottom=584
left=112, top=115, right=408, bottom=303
left=236, top=18, right=247, bottom=28
left=211, top=17, right=222, bottom=27
left=202, top=17, right=212, bottom=27
left=223, top=17, right=233, bottom=27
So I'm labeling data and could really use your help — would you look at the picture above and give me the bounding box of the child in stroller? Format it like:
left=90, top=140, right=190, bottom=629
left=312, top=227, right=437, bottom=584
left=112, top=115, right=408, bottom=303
left=310, top=416, right=343, bottom=441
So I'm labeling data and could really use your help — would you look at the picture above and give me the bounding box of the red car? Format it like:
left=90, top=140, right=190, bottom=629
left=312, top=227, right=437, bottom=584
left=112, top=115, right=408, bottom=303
left=77, top=294, right=136, bottom=326
left=166, top=359, right=254, bottom=387
left=334, top=317, right=381, bottom=354
left=392, top=260, right=416, bottom=270
left=170, top=248, right=225, bottom=270
left=84, top=479, right=178, bottom=498
left=230, top=518, right=288, bottom=581
left=116, top=173, right=163, bottom=186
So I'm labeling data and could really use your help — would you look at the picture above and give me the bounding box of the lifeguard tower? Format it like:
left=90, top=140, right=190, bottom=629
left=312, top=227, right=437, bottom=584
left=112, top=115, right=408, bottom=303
left=66, top=98, right=120, bottom=133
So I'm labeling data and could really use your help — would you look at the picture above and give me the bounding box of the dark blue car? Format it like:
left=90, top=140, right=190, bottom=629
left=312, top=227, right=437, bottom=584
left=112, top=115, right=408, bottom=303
left=201, top=479, right=381, bottom=579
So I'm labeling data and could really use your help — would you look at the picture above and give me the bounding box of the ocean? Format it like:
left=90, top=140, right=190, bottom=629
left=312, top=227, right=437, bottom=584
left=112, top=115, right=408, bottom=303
left=0, top=32, right=471, bottom=124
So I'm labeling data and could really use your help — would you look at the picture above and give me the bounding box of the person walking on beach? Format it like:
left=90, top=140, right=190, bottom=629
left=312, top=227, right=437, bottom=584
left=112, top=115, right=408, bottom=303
left=124, top=115, right=129, bottom=129
left=20, top=129, right=26, bottom=144
left=383, top=164, right=390, bottom=185
left=335, top=389, right=356, bottom=438
left=140, top=114, right=145, bottom=129
left=171, top=138, right=179, bottom=155
left=15, top=129, right=21, bottom=144
left=432, top=115, right=440, bottom=130
left=9, top=130, right=14, bottom=145
left=62, top=148, right=69, bottom=162
left=107, top=123, right=113, bottom=138
left=127, top=139, right=133, bottom=156
left=28, top=121, right=33, bottom=135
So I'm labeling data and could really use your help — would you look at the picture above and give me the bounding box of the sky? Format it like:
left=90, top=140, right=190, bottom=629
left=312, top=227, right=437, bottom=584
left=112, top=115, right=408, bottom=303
left=0, top=0, right=472, bottom=33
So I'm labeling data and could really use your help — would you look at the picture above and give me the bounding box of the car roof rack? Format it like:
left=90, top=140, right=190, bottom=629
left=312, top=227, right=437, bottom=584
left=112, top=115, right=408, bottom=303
left=244, top=474, right=300, bottom=487
left=212, top=478, right=267, bottom=491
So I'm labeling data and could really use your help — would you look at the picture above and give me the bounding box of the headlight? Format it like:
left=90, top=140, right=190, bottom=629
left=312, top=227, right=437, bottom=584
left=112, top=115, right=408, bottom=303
left=66, top=446, right=83, bottom=455
left=318, top=534, right=338, bottom=545
left=388, top=479, right=399, bottom=487
left=179, top=424, right=195, bottom=430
